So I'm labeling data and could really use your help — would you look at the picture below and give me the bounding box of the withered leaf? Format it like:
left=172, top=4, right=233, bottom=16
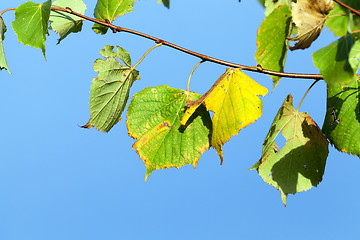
left=290, top=0, right=334, bottom=50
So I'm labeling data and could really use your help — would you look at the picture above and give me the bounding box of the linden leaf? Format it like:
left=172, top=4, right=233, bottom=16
left=255, top=5, right=292, bottom=88
left=252, top=95, right=328, bottom=206
left=0, top=16, right=10, bottom=73
left=322, top=77, right=360, bottom=157
left=181, top=68, right=268, bottom=163
left=290, top=0, right=334, bottom=50
left=313, top=34, right=358, bottom=85
left=349, top=37, right=360, bottom=72
left=49, top=0, right=87, bottom=44
left=83, top=45, right=139, bottom=132
left=127, top=85, right=212, bottom=181
left=12, top=0, right=52, bottom=59
left=92, top=0, right=135, bottom=34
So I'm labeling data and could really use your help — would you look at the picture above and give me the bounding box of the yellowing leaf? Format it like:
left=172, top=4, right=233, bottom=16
left=127, top=85, right=212, bottom=181
left=290, top=0, right=334, bottom=50
left=181, top=68, right=268, bottom=163
left=252, top=95, right=328, bottom=206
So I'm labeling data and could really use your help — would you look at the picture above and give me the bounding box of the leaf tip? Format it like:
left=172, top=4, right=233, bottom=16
left=281, top=191, right=288, bottom=207
left=81, top=121, right=92, bottom=129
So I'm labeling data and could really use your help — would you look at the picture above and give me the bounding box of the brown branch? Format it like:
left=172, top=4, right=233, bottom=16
left=53, top=6, right=323, bottom=80
left=0, top=6, right=318, bottom=80
left=333, top=0, right=360, bottom=17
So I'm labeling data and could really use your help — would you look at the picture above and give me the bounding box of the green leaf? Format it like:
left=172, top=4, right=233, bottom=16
left=157, top=0, right=169, bottom=8
left=181, top=69, right=268, bottom=164
left=0, top=16, right=10, bottom=73
left=255, top=5, right=292, bottom=88
left=322, top=77, right=360, bottom=157
left=349, top=37, right=360, bottom=72
left=264, top=0, right=293, bottom=16
left=12, top=0, right=52, bottom=58
left=313, top=33, right=357, bottom=85
left=82, top=45, right=139, bottom=132
left=252, top=95, right=328, bottom=206
left=325, top=0, right=360, bottom=37
left=127, top=85, right=212, bottom=181
left=92, top=0, right=135, bottom=34
left=49, top=0, right=87, bottom=44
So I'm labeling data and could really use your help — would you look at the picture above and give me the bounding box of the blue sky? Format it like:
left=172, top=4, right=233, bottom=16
left=0, top=0, right=359, bottom=239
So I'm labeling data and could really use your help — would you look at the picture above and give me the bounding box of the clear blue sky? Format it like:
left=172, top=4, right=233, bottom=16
left=1, top=0, right=359, bottom=239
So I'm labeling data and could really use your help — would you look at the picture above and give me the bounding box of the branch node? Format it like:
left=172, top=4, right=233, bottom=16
left=155, top=39, right=164, bottom=44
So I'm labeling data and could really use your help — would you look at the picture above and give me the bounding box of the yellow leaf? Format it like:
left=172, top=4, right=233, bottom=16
left=181, top=68, right=268, bottom=163
left=290, top=0, right=334, bottom=50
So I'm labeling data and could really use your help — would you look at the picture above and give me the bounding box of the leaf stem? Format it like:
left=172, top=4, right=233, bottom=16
left=187, top=60, right=204, bottom=92
left=0, top=8, right=15, bottom=17
left=132, top=43, right=162, bottom=70
left=333, top=0, right=360, bottom=17
left=42, top=6, right=324, bottom=80
left=296, top=80, right=320, bottom=111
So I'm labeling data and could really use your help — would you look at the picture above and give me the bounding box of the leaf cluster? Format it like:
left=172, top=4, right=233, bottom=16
left=0, top=0, right=359, bottom=205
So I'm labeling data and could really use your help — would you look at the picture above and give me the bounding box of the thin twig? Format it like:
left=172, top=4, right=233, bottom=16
left=333, top=0, right=360, bottom=17
left=4, top=5, right=324, bottom=80
left=52, top=6, right=324, bottom=80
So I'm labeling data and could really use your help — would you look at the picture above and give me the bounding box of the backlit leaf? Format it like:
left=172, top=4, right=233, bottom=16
left=255, top=5, right=292, bottom=88
left=349, top=38, right=360, bottom=72
left=181, top=68, right=268, bottom=163
left=49, top=0, right=87, bottom=44
left=313, top=33, right=358, bottom=85
left=92, top=0, right=135, bottom=34
left=12, top=0, right=52, bottom=58
left=127, top=85, right=212, bottom=181
left=0, top=16, right=10, bottom=73
left=252, top=95, right=328, bottom=206
left=322, top=77, right=360, bottom=157
left=290, top=0, right=334, bottom=50
left=83, top=45, right=139, bottom=132
left=325, top=0, right=360, bottom=37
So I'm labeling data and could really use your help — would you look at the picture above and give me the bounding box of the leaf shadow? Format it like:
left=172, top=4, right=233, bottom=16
left=179, top=104, right=212, bottom=142
left=270, top=119, right=326, bottom=195
left=324, top=84, right=360, bottom=136
left=277, top=16, right=292, bottom=67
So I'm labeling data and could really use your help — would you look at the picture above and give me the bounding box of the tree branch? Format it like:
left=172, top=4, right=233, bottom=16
left=54, top=6, right=323, bottom=80
left=0, top=6, right=316, bottom=80
left=334, top=0, right=360, bottom=17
